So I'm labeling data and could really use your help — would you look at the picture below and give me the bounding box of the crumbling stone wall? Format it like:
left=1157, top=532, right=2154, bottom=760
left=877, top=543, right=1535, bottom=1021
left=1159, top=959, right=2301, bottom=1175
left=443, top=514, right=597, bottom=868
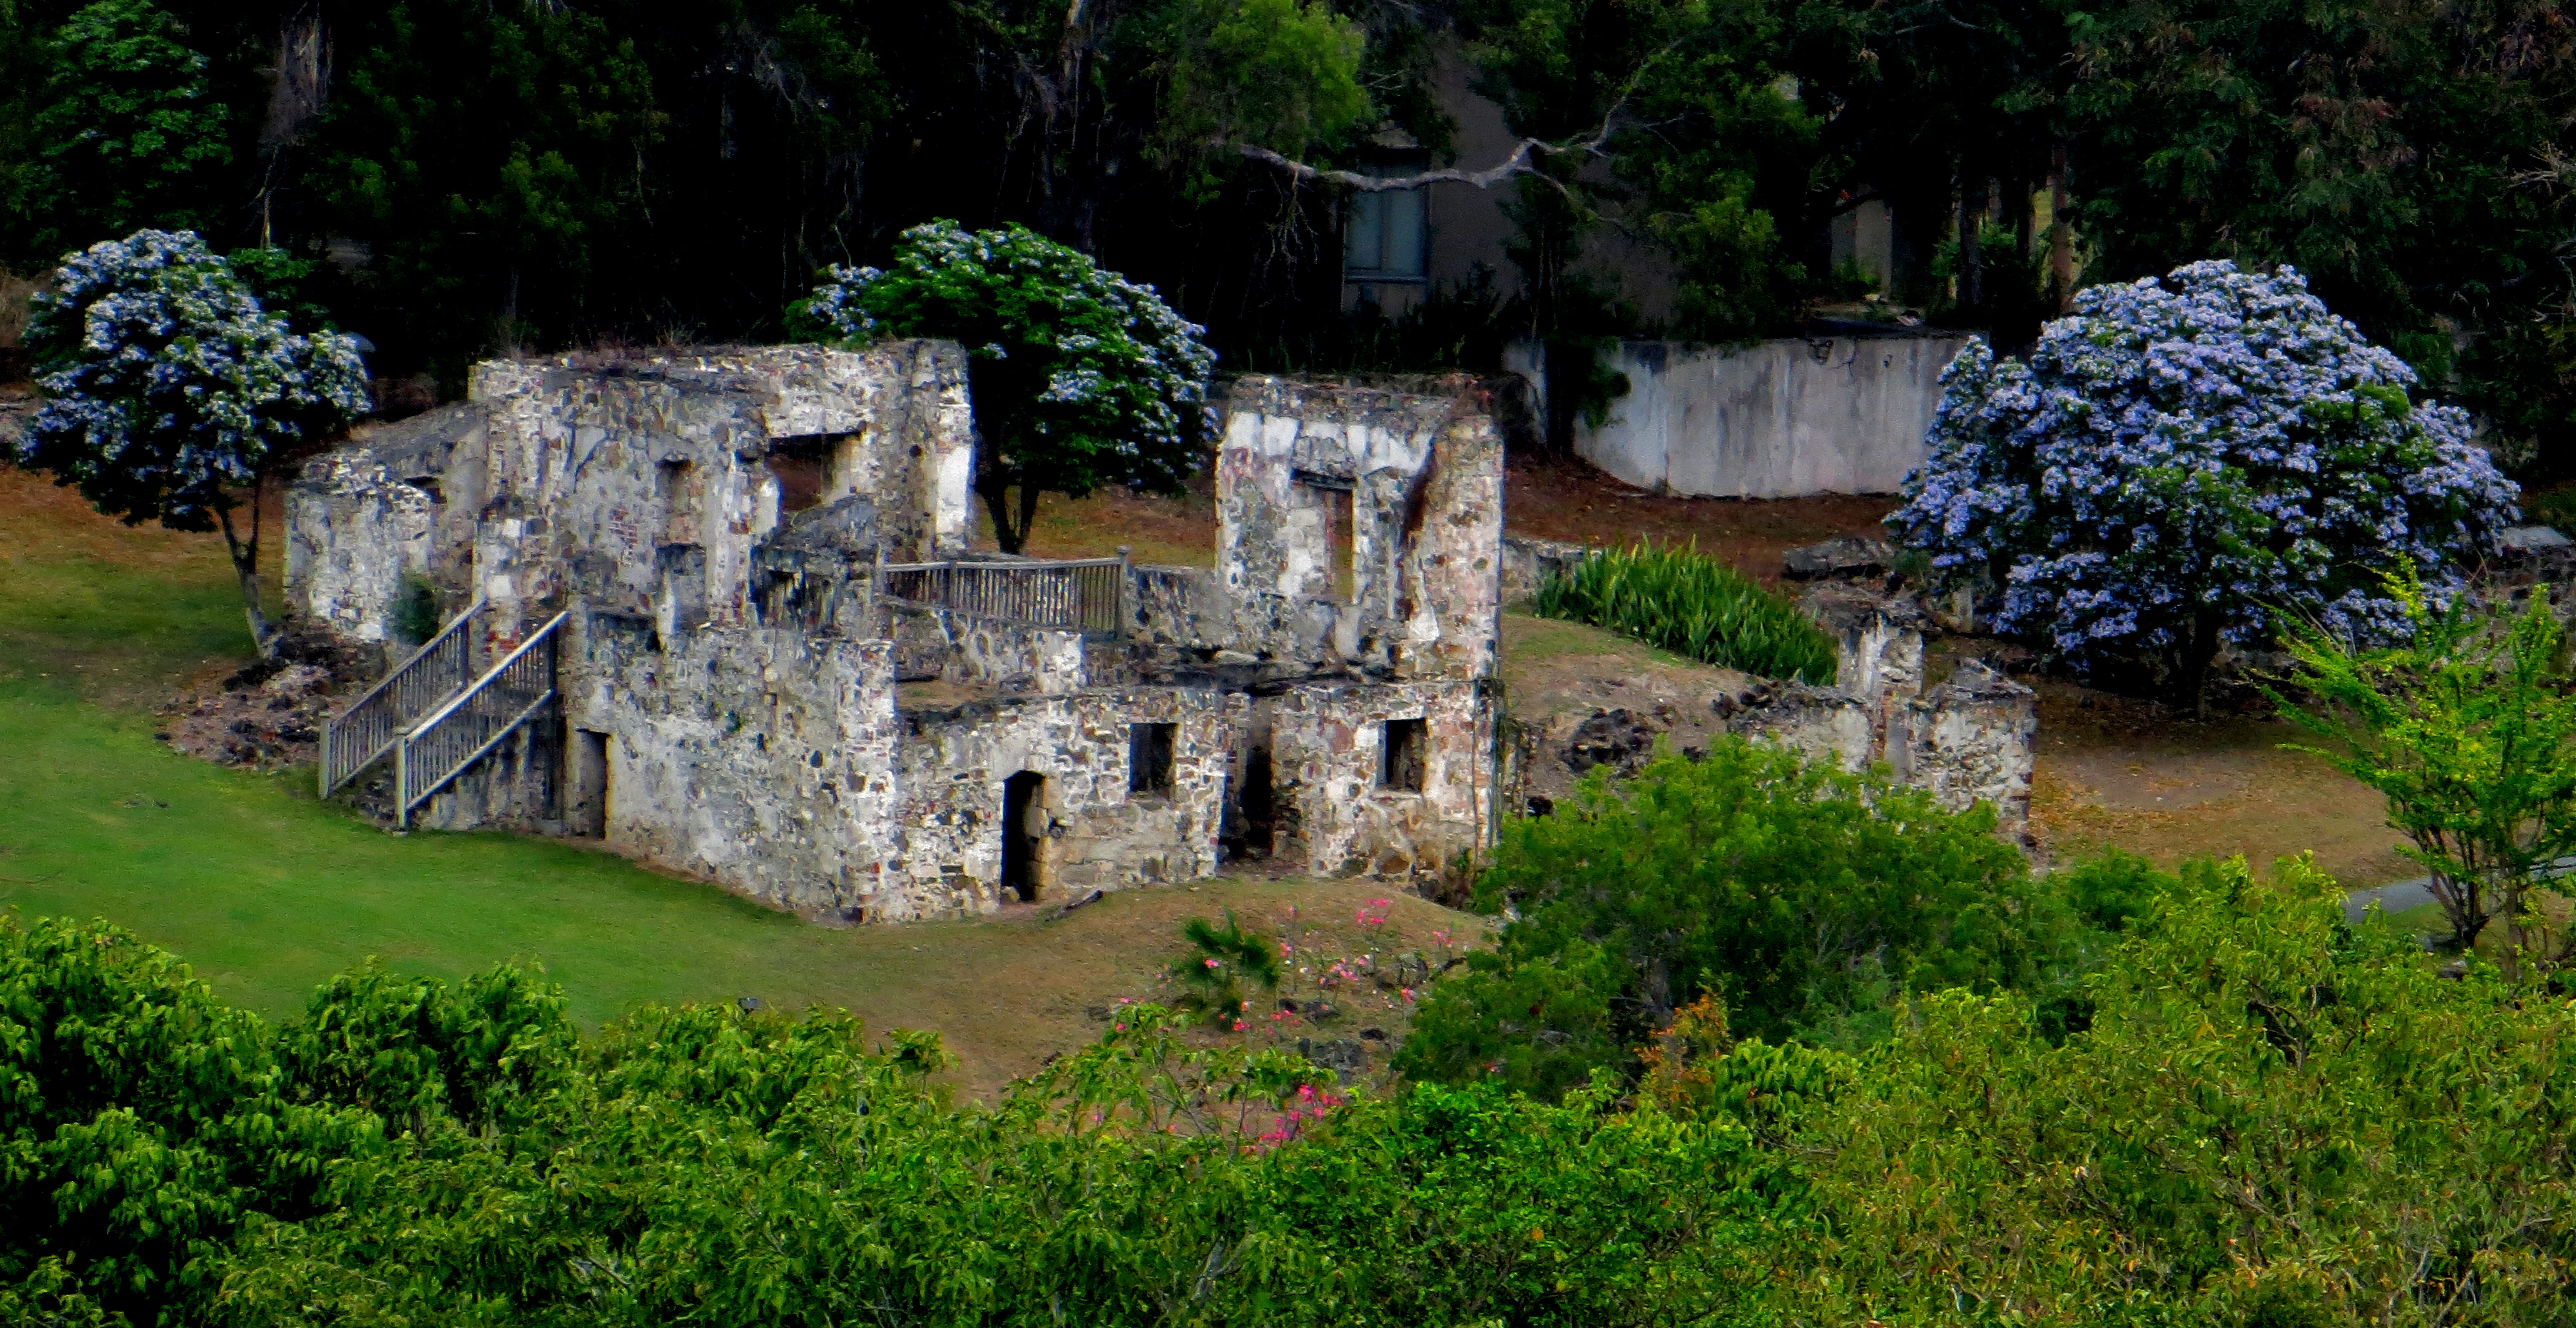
left=569, top=618, right=905, bottom=921
left=285, top=404, right=484, bottom=646
left=1264, top=679, right=1492, bottom=879
left=1216, top=377, right=1502, bottom=679
left=1500, top=535, right=1594, bottom=607
left=897, top=687, right=1247, bottom=915
left=1893, top=659, right=2038, bottom=838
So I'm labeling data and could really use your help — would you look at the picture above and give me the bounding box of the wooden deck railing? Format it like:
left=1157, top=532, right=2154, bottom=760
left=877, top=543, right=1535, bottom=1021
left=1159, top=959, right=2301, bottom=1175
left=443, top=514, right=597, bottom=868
left=878, top=552, right=1128, bottom=638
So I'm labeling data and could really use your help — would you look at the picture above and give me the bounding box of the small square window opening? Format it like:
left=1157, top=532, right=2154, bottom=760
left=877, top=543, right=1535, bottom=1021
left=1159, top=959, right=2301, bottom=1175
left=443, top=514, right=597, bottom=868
left=1380, top=717, right=1426, bottom=792
left=1129, top=722, right=1177, bottom=798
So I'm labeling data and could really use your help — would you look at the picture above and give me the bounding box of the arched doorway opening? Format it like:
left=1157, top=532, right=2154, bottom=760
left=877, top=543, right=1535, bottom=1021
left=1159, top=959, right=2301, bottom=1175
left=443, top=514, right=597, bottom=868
left=1002, top=771, right=1047, bottom=903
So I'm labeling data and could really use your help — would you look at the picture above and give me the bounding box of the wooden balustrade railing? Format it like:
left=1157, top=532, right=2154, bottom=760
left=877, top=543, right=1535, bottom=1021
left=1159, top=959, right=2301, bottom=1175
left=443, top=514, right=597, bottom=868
left=877, top=553, right=1128, bottom=638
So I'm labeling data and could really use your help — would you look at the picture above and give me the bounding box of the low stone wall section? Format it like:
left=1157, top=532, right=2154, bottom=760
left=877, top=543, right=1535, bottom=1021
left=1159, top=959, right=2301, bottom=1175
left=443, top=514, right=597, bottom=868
left=1265, top=678, right=1494, bottom=880
left=897, top=686, right=1246, bottom=913
left=569, top=619, right=904, bottom=923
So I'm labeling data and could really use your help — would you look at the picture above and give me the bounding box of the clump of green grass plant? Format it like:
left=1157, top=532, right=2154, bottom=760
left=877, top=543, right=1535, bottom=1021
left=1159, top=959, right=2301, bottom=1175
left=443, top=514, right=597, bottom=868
left=1534, top=543, right=1838, bottom=684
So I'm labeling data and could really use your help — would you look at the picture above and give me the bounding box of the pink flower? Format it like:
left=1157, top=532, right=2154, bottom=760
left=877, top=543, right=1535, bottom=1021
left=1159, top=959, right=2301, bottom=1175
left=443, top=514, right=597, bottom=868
left=1203, top=957, right=1221, bottom=969
left=1233, top=1020, right=1248, bottom=1031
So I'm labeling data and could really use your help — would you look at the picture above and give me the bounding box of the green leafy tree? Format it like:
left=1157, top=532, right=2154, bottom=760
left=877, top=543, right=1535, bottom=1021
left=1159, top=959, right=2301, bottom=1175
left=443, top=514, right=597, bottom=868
left=2273, top=568, right=2576, bottom=962
left=13, top=229, right=370, bottom=655
left=2055, top=0, right=2576, bottom=455
left=796, top=219, right=1216, bottom=553
left=1397, top=739, right=2059, bottom=1097
left=4, top=0, right=231, bottom=266
left=0, top=914, right=386, bottom=1326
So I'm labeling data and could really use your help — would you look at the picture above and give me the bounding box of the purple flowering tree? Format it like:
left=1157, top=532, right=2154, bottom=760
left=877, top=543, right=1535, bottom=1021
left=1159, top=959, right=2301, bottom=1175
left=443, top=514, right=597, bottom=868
left=15, top=230, right=370, bottom=657
left=1888, top=260, right=2519, bottom=700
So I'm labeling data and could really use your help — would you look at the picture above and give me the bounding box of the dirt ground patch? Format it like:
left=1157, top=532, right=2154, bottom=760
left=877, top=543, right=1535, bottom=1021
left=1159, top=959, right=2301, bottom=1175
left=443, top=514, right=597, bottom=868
left=971, top=452, right=1897, bottom=587
left=1502, top=455, right=1900, bottom=587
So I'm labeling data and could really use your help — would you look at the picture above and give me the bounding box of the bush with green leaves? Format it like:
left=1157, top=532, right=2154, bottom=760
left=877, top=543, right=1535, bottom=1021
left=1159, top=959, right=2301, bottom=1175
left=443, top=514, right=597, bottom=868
left=1792, top=856, right=2576, bottom=1325
left=2273, top=569, right=2576, bottom=963
left=1397, top=739, right=2086, bottom=1098
left=14, top=229, right=370, bottom=655
left=793, top=219, right=1216, bottom=554
left=1, top=912, right=1796, bottom=1328
left=1533, top=542, right=1838, bottom=684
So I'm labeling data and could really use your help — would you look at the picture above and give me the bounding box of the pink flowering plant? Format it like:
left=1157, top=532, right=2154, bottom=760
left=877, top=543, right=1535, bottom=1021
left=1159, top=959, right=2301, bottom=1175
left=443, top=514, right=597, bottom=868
left=1888, top=260, right=2518, bottom=699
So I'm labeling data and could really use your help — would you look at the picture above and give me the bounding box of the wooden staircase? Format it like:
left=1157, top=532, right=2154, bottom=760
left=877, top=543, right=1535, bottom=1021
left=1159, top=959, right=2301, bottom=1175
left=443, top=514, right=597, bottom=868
left=320, top=603, right=569, bottom=828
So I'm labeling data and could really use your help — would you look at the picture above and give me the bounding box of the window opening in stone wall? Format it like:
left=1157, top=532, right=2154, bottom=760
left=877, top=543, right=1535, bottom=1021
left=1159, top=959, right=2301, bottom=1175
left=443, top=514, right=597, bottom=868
left=570, top=729, right=610, bottom=838
left=1129, top=722, right=1176, bottom=798
left=1238, top=741, right=1277, bottom=860
left=1002, top=771, right=1047, bottom=903
left=656, top=459, right=701, bottom=547
left=765, top=436, right=832, bottom=515
left=1300, top=482, right=1355, bottom=603
left=1380, top=717, right=1426, bottom=792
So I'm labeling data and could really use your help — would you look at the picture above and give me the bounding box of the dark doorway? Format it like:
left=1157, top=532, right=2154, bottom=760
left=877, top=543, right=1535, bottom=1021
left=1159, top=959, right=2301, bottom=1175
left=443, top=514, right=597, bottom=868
left=1002, top=771, right=1046, bottom=903
left=1238, top=742, right=1276, bottom=859
left=570, top=729, right=611, bottom=837
left=1381, top=718, right=1426, bottom=792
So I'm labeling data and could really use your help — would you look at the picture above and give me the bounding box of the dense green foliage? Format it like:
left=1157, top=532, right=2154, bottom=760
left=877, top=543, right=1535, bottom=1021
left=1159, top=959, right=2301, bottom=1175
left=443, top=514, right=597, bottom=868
left=795, top=221, right=1216, bottom=553
left=2276, top=569, right=2576, bottom=963
left=0, top=913, right=1794, bottom=1328
left=7, top=0, right=230, bottom=263
left=1395, top=741, right=2137, bottom=1095
left=20, top=851, right=2576, bottom=1324
left=1532, top=543, right=1838, bottom=684
left=6, top=0, right=2572, bottom=459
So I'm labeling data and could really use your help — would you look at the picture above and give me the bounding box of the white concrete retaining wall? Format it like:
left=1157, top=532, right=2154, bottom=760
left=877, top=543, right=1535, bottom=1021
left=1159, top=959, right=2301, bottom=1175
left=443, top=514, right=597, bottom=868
left=1574, top=335, right=1973, bottom=498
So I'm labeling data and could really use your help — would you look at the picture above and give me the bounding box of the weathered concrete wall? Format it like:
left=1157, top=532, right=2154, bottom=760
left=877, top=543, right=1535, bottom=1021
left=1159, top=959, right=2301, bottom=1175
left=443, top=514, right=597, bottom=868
left=1265, top=679, right=1492, bottom=879
left=569, top=618, right=904, bottom=923
left=1217, top=377, right=1502, bottom=680
left=1574, top=335, right=1973, bottom=498
left=897, top=687, right=1247, bottom=916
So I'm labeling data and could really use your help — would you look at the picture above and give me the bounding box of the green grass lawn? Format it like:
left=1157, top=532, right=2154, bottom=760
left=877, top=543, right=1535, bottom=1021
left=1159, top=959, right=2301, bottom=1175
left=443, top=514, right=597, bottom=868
left=0, top=470, right=1467, bottom=1093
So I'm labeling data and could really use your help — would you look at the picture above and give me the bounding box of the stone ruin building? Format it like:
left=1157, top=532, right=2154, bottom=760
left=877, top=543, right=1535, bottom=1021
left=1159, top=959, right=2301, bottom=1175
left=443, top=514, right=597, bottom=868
left=285, top=342, right=2035, bottom=924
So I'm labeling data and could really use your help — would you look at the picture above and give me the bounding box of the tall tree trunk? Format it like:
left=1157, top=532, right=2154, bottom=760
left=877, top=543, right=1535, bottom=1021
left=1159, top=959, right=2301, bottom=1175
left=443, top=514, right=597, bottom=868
left=218, top=485, right=281, bottom=659
left=2047, top=141, right=2076, bottom=313
left=1957, top=174, right=1987, bottom=317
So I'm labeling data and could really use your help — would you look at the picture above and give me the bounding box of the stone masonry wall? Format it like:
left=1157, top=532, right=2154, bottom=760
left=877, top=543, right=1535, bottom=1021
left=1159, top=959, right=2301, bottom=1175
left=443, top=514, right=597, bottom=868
left=569, top=618, right=904, bottom=922
left=895, top=687, right=1247, bottom=916
left=1216, top=377, right=1502, bottom=680
left=286, top=404, right=484, bottom=645
left=1266, top=679, right=1492, bottom=880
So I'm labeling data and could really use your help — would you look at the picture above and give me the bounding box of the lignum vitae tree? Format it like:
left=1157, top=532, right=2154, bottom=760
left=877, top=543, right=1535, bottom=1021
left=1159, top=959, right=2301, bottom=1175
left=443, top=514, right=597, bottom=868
left=1888, top=260, right=2520, bottom=706
left=2273, top=569, right=2576, bottom=964
left=795, top=220, right=1216, bottom=554
left=14, top=229, right=370, bottom=656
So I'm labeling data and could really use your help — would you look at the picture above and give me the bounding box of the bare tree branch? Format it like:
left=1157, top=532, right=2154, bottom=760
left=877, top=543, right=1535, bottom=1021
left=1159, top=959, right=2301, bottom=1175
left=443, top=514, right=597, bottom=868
left=1227, top=89, right=1634, bottom=193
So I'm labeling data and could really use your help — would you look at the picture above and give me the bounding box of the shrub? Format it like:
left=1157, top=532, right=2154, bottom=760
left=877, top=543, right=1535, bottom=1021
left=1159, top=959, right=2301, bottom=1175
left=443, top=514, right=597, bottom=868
left=1795, top=856, right=2576, bottom=1325
left=1395, top=740, right=2062, bottom=1097
left=1888, top=259, right=2518, bottom=699
left=1534, top=542, right=1838, bottom=684
left=790, top=220, right=1216, bottom=554
left=2271, top=567, right=2576, bottom=962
